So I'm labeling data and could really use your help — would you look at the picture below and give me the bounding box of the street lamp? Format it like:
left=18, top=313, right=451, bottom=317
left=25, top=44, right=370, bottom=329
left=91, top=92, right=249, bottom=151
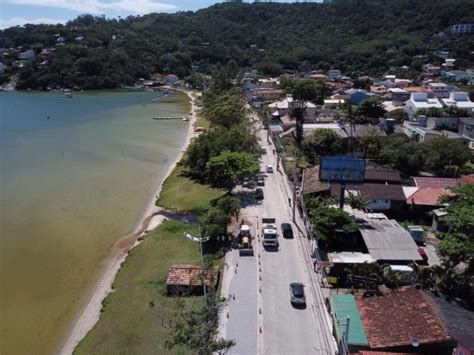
left=183, top=228, right=210, bottom=307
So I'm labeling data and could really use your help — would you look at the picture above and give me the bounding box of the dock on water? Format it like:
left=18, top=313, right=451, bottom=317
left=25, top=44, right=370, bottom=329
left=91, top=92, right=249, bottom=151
left=153, top=116, right=183, bottom=120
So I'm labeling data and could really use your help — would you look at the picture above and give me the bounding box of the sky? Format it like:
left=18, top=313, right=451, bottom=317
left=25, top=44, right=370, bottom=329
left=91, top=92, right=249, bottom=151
left=0, top=0, right=304, bottom=29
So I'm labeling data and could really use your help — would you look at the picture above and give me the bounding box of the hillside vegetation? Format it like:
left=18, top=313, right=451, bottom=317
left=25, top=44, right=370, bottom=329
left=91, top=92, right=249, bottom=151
left=1, top=0, right=473, bottom=89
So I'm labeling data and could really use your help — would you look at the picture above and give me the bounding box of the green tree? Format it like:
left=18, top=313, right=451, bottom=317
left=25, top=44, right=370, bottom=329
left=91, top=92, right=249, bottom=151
left=302, top=129, right=346, bottom=164
left=214, top=195, right=241, bottom=220
left=164, top=297, right=235, bottom=354
left=203, top=93, right=246, bottom=129
left=206, top=151, right=259, bottom=189
left=306, top=197, right=358, bottom=241
left=356, top=97, right=386, bottom=123
left=346, top=190, right=371, bottom=212
left=421, top=137, right=471, bottom=177
left=199, top=207, right=231, bottom=240
left=291, top=79, right=326, bottom=144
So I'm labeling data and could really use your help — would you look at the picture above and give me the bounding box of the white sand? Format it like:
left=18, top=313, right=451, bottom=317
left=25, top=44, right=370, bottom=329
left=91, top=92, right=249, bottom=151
left=59, top=90, right=198, bottom=355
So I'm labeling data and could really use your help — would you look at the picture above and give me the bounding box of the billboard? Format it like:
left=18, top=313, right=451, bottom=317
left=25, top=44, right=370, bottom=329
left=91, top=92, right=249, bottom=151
left=319, top=156, right=365, bottom=183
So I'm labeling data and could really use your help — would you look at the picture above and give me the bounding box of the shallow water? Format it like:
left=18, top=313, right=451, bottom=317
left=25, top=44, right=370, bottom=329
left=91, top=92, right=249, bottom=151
left=0, top=90, right=190, bottom=355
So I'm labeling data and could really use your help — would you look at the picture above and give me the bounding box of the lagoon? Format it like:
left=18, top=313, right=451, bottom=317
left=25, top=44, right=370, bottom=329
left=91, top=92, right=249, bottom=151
left=0, top=90, right=190, bottom=355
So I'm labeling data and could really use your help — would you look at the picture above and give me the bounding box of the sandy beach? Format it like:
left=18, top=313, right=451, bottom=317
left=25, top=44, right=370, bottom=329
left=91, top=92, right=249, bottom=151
left=59, top=90, right=198, bottom=355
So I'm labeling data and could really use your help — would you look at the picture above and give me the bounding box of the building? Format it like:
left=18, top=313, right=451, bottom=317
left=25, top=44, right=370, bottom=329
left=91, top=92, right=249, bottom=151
left=402, top=121, right=443, bottom=142
left=428, top=291, right=474, bottom=355
left=328, top=69, right=342, bottom=81
left=358, top=219, right=422, bottom=263
left=424, top=64, right=441, bottom=77
left=163, top=74, right=179, bottom=85
left=166, top=264, right=218, bottom=295
left=345, top=89, right=376, bottom=105
left=427, top=83, right=450, bottom=98
left=355, top=285, right=454, bottom=354
left=458, top=117, right=474, bottom=147
left=326, top=167, right=404, bottom=211
left=388, top=88, right=410, bottom=102
left=443, top=70, right=472, bottom=83
left=451, top=23, right=474, bottom=35
left=268, top=95, right=317, bottom=119
left=441, top=92, right=474, bottom=113
left=17, top=49, right=34, bottom=61
left=405, top=93, right=443, bottom=115
left=331, top=294, right=370, bottom=352
left=257, top=77, right=279, bottom=88
left=405, top=176, right=461, bottom=208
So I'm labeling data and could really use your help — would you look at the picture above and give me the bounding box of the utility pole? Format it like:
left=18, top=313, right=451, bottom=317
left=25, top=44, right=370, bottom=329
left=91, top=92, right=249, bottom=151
left=183, top=230, right=209, bottom=307
left=198, top=227, right=208, bottom=308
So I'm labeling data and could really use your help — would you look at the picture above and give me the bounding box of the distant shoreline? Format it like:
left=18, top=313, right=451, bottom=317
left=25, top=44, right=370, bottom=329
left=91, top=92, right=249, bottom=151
left=58, top=89, right=198, bottom=355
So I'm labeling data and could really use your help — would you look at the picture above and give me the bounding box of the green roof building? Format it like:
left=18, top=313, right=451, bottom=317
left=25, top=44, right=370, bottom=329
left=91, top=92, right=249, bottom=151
left=331, top=294, right=369, bottom=352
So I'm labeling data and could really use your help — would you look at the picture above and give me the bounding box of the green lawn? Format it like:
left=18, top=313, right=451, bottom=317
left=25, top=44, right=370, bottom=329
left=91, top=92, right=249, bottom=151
left=157, top=164, right=226, bottom=215
left=75, top=221, right=208, bottom=355
left=194, top=112, right=210, bottom=131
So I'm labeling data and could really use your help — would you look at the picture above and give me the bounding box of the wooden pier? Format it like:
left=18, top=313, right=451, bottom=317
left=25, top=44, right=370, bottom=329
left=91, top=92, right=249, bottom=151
left=153, top=116, right=183, bottom=120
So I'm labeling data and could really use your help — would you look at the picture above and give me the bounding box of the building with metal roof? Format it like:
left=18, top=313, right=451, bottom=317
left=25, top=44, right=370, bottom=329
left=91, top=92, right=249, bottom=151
left=331, top=294, right=369, bottom=352
left=358, top=219, right=422, bottom=262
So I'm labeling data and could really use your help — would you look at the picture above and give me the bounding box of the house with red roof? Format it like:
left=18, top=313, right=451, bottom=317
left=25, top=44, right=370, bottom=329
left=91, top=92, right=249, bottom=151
left=354, top=285, right=455, bottom=354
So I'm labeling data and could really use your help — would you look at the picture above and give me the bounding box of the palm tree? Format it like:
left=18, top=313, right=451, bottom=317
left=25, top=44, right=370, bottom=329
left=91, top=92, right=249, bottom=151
left=347, top=190, right=371, bottom=212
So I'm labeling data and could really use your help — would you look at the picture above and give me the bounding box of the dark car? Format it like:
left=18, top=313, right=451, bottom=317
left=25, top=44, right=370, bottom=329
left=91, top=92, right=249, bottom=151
left=281, top=223, right=294, bottom=239
left=255, top=188, right=264, bottom=200
left=289, top=282, right=306, bottom=306
left=257, top=177, right=265, bottom=186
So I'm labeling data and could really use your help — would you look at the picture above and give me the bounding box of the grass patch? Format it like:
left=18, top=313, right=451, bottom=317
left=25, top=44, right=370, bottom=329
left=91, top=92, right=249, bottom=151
left=194, top=113, right=210, bottom=131
left=157, top=164, right=226, bottom=215
left=75, top=220, right=221, bottom=355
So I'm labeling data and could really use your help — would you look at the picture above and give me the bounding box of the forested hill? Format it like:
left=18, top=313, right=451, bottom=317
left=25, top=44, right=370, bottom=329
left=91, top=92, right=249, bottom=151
left=1, top=0, right=473, bottom=90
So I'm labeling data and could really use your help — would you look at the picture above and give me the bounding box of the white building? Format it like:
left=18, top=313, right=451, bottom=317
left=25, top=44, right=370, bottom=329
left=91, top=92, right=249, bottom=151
left=441, top=92, right=474, bottom=112
left=268, top=95, right=317, bottom=118
left=428, top=82, right=450, bottom=98
left=257, top=78, right=279, bottom=88
left=405, top=93, right=443, bottom=115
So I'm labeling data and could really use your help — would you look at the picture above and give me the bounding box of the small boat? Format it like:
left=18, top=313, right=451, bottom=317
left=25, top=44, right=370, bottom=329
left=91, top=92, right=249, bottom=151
left=64, top=89, right=73, bottom=98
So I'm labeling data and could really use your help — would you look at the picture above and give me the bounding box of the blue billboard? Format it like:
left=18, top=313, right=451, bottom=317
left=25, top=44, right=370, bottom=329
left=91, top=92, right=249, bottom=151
left=319, top=156, right=365, bottom=183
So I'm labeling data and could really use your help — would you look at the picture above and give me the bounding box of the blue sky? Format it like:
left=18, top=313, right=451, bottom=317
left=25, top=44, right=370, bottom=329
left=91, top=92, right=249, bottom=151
left=0, top=0, right=303, bottom=29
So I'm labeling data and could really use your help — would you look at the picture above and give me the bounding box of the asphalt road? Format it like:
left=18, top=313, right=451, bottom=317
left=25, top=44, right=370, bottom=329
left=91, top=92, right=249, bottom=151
left=219, top=113, right=336, bottom=355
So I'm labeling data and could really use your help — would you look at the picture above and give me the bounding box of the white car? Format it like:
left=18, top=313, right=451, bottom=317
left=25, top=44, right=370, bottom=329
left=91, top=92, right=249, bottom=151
left=266, top=164, right=273, bottom=173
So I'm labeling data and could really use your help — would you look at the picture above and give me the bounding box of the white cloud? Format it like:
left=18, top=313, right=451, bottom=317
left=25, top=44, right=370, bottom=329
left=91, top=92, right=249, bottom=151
left=1, top=0, right=177, bottom=15
left=0, top=16, right=67, bottom=29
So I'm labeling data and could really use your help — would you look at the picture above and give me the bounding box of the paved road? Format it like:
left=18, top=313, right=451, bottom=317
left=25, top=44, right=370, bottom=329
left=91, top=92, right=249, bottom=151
left=219, top=112, right=336, bottom=355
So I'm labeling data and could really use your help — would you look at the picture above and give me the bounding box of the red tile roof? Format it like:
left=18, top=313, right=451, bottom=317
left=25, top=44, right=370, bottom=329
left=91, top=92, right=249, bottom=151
left=355, top=286, right=452, bottom=349
left=406, top=188, right=453, bottom=206
left=166, top=264, right=218, bottom=287
left=413, top=177, right=461, bottom=189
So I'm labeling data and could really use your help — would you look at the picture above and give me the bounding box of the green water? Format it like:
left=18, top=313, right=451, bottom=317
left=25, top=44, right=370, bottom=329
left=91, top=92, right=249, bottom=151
left=0, top=90, right=190, bottom=355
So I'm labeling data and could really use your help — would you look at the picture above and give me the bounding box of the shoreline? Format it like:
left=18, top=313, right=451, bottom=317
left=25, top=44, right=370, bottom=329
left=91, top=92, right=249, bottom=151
left=59, top=90, right=198, bottom=355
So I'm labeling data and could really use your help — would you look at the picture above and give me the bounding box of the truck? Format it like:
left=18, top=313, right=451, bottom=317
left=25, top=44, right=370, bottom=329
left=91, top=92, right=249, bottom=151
left=238, top=224, right=254, bottom=256
left=262, top=218, right=279, bottom=248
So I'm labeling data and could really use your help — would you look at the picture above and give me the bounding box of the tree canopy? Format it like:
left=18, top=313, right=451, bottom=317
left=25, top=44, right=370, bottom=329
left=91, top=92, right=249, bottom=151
left=2, top=0, right=473, bottom=89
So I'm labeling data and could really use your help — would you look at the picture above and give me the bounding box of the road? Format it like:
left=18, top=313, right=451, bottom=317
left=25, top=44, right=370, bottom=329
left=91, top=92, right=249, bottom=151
left=219, top=113, right=336, bottom=355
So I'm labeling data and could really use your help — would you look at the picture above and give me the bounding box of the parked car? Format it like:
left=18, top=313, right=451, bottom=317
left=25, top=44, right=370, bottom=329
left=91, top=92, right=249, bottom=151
left=281, top=223, right=294, bottom=238
left=417, top=247, right=428, bottom=264
left=257, top=177, right=265, bottom=186
left=260, top=145, right=267, bottom=153
left=266, top=164, right=273, bottom=173
left=255, top=188, right=264, bottom=200
left=289, top=282, right=306, bottom=306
